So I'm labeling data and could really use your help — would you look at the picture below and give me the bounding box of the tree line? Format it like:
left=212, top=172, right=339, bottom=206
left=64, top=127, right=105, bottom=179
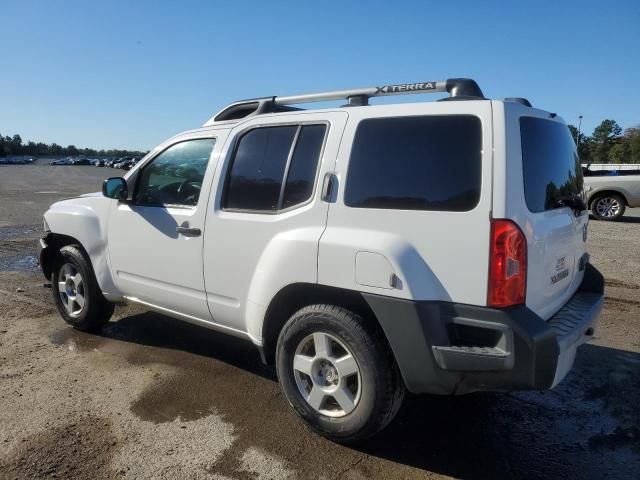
left=568, top=119, right=640, bottom=164
left=3, top=119, right=639, bottom=164
left=0, top=133, right=148, bottom=159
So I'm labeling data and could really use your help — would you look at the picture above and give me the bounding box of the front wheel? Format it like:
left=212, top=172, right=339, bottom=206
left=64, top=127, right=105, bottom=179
left=52, top=245, right=114, bottom=331
left=591, top=193, right=625, bottom=221
left=276, top=304, right=405, bottom=443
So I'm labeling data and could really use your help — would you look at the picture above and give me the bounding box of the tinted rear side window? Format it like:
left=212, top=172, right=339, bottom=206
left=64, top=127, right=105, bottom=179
left=344, top=116, right=482, bottom=211
left=224, top=124, right=326, bottom=212
left=282, top=125, right=326, bottom=209
left=520, top=117, right=584, bottom=213
left=224, top=126, right=297, bottom=211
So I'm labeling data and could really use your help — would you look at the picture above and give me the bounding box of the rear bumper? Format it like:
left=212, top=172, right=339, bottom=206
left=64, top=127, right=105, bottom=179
left=363, top=263, right=604, bottom=395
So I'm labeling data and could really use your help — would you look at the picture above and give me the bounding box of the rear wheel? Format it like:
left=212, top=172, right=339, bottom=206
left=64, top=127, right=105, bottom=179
left=52, top=245, right=114, bottom=331
left=276, top=304, right=405, bottom=443
left=591, top=193, right=625, bottom=221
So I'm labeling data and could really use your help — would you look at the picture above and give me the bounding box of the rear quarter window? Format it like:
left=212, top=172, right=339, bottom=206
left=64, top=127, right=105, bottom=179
left=520, top=117, right=584, bottom=213
left=344, top=115, right=482, bottom=211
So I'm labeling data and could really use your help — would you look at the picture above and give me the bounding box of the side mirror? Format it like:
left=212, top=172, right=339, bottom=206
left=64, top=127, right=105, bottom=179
left=102, top=177, right=128, bottom=201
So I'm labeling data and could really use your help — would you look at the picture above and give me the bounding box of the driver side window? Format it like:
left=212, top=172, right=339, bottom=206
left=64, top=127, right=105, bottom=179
left=135, top=138, right=216, bottom=207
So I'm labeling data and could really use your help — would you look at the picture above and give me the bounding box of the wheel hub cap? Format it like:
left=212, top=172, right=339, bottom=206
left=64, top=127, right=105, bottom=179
left=293, top=332, right=362, bottom=417
left=318, top=361, right=339, bottom=386
left=596, top=197, right=620, bottom=218
left=57, top=262, right=85, bottom=317
left=65, top=279, right=76, bottom=296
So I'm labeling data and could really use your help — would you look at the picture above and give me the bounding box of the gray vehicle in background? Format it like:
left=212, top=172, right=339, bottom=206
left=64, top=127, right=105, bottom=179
left=583, top=164, right=640, bottom=220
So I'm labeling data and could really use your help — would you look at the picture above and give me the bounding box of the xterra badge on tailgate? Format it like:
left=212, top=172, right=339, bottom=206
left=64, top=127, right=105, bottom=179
left=551, top=256, right=569, bottom=284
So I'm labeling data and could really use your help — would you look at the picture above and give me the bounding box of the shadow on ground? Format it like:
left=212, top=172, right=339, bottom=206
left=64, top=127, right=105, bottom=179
left=589, top=214, right=640, bottom=224
left=49, top=311, right=640, bottom=480
left=617, top=215, right=640, bottom=224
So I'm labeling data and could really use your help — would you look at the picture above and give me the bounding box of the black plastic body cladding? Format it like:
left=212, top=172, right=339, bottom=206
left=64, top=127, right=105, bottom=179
left=363, top=264, right=604, bottom=395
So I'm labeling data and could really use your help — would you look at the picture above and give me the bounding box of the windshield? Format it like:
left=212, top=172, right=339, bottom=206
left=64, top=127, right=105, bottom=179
left=520, top=117, right=584, bottom=213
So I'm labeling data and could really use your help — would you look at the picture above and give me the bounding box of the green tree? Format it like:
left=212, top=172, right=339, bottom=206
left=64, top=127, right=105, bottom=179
left=0, top=131, right=148, bottom=158
left=622, top=126, right=640, bottom=164
left=10, top=134, right=23, bottom=154
left=3, top=135, right=14, bottom=155
left=50, top=143, right=63, bottom=156
left=35, top=142, right=48, bottom=156
left=568, top=124, right=591, bottom=162
left=591, top=119, right=622, bottom=163
left=608, top=142, right=630, bottom=163
left=25, top=141, right=37, bottom=156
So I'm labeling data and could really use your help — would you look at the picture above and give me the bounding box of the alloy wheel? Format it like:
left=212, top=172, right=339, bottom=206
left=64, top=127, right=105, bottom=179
left=595, top=196, right=621, bottom=218
left=293, top=332, right=361, bottom=417
left=57, top=262, right=85, bottom=317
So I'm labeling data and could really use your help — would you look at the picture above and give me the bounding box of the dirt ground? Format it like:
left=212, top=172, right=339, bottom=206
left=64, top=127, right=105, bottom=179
left=0, top=162, right=638, bottom=480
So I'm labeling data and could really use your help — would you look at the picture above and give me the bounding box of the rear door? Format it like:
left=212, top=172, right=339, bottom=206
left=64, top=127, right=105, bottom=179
left=319, top=101, right=493, bottom=306
left=501, top=104, right=587, bottom=320
left=202, top=112, right=348, bottom=333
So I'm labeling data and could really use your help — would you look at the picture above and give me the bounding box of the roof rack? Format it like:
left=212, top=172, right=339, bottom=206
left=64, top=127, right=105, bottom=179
left=204, top=78, right=484, bottom=125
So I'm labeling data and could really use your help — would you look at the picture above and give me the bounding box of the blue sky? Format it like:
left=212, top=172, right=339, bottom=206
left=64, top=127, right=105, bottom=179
left=1, top=0, right=638, bottom=151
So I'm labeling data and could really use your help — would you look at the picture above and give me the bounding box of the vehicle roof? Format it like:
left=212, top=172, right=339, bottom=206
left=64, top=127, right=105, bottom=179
left=171, top=98, right=558, bottom=141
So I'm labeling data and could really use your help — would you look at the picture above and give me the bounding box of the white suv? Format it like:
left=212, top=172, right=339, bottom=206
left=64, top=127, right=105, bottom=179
left=39, top=79, right=604, bottom=442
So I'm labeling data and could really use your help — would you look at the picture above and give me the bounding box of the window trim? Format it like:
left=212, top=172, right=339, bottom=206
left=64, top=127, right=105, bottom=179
left=343, top=114, right=483, bottom=212
left=132, top=136, right=217, bottom=209
left=221, top=121, right=329, bottom=215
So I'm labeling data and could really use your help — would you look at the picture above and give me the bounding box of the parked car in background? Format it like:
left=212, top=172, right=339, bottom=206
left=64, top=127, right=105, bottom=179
left=3, top=157, right=35, bottom=164
left=92, top=159, right=105, bottom=167
left=114, top=158, right=135, bottom=170
left=50, top=159, right=73, bottom=165
left=72, top=158, right=92, bottom=166
left=108, top=157, right=124, bottom=168
left=583, top=164, right=640, bottom=220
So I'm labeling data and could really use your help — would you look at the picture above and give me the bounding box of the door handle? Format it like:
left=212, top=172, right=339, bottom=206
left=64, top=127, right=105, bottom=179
left=176, top=226, right=201, bottom=237
left=321, top=173, right=336, bottom=202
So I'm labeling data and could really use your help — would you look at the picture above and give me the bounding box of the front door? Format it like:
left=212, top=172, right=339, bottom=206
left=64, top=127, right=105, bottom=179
left=107, top=135, right=221, bottom=320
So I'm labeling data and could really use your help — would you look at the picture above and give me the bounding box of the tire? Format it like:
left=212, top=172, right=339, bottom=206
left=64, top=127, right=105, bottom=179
left=276, top=304, right=405, bottom=443
left=591, top=193, right=625, bottom=221
left=51, top=245, right=114, bottom=331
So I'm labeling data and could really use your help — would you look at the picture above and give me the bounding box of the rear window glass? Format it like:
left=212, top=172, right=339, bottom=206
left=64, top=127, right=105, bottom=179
left=344, top=115, right=482, bottom=211
left=520, top=117, right=584, bottom=213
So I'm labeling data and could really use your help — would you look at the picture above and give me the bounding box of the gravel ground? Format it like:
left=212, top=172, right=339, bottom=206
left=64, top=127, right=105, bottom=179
left=0, top=163, right=638, bottom=479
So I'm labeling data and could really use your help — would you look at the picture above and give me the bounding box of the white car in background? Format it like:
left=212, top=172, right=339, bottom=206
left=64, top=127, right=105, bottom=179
left=583, top=164, right=640, bottom=220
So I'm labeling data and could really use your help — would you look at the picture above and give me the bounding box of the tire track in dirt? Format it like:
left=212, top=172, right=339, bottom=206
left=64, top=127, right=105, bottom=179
left=0, top=416, right=118, bottom=479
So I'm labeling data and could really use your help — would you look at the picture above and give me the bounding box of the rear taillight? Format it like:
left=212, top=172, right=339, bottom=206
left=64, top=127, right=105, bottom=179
left=488, top=219, right=527, bottom=308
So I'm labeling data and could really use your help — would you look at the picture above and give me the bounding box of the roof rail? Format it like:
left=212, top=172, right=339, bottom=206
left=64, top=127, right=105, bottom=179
left=204, top=78, right=484, bottom=125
